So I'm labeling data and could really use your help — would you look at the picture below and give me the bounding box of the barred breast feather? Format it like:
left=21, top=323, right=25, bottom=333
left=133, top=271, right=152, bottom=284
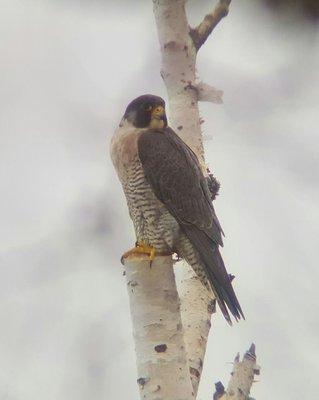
left=110, top=120, right=180, bottom=253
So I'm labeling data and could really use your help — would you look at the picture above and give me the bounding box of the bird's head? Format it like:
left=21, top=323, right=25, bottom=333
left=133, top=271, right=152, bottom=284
left=123, top=94, right=167, bottom=129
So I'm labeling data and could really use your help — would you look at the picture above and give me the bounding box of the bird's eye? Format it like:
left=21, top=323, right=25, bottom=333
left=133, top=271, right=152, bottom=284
left=143, top=105, right=152, bottom=111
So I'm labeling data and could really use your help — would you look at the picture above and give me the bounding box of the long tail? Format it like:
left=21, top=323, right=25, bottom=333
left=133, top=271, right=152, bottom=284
left=179, top=228, right=244, bottom=324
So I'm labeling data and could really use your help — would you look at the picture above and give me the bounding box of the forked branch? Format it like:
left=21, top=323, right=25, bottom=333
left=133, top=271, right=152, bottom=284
left=190, top=0, right=231, bottom=51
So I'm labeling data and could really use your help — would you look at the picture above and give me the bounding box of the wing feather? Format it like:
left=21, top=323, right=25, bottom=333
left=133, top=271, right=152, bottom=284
left=138, top=127, right=244, bottom=322
left=138, top=128, right=222, bottom=244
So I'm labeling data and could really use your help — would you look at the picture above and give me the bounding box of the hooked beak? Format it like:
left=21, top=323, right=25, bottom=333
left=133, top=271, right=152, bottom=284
left=151, top=106, right=167, bottom=126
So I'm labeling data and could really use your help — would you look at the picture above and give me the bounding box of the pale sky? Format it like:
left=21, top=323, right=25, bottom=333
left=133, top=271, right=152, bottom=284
left=0, top=1, right=318, bottom=399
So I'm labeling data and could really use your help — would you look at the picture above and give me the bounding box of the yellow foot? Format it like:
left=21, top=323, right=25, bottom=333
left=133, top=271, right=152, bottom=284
left=121, top=241, right=156, bottom=267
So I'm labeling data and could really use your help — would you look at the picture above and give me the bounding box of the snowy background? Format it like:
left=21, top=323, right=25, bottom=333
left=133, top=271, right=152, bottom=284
left=0, top=0, right=318, bottom=399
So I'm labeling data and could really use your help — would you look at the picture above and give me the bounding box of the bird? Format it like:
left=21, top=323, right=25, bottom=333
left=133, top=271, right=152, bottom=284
left=110, top=94, right=244, bottom=324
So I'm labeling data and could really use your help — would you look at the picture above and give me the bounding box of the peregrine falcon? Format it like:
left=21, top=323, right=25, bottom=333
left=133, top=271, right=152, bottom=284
left=110, top=94, right=244, bottom=323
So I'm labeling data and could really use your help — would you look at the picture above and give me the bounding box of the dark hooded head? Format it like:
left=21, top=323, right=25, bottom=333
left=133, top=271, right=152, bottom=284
left=123, top=94, right=167, bottom=129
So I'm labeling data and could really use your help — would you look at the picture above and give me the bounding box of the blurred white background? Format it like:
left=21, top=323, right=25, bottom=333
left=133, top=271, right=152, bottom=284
left=0, top=0, right=318, bottom=399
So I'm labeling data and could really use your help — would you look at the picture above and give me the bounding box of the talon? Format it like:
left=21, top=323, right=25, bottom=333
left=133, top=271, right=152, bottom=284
left=149, top=247, right=156, bottom=268
left=121, top=241, right=157, bottom=265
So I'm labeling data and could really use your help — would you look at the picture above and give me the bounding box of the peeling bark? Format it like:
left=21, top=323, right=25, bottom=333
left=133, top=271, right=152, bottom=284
left=196, top=81, right=223, bottom=104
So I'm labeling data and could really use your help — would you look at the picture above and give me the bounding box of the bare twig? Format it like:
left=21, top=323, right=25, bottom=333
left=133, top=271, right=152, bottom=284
left=190, top=0, right=231, bottom=51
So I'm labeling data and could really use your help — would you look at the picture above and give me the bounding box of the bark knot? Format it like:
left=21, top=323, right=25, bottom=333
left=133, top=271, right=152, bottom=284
left=207, top=298, right=216, bottom=314
left=189, top=367, right=200, bottom=378
left=127, top=280, right=138, bottom=287
left=137, top=377, right=150, bottom=388
left=154, top=344, right=167, bottom=353
left=213, top=381, right=225, bottom=400
left=163, top=40, right=179, bottom=50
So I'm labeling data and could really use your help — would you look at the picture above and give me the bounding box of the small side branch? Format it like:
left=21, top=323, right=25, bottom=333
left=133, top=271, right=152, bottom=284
left=216, top=344, right=260, bottom=400
left=190, top=0, right=231, bottom=51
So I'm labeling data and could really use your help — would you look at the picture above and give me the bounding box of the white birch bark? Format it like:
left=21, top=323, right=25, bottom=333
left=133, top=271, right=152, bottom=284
left=175, top=264, right=216, bottom=391
left=124, top=256, right=194, bottom=400
left=153, top=0, right=204, bottom=164
left=152, top=0, right=230, bottom=394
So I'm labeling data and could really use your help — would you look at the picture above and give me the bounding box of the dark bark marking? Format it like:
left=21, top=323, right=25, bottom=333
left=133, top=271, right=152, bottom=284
left=154, top=344, right=167, bottom=353
left=189, top=367, right=200, bottom=378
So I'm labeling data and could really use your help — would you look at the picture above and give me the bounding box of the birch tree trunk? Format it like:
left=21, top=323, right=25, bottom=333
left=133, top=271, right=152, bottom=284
left=153, top=0, right=226, bottom=395
left=124, top=256, right=194, bottom=400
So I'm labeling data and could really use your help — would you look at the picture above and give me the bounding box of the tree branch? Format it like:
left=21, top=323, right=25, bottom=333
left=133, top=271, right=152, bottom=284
left=190, top=0, right=231, bottom=51
left=216, top=344, right=260, bottom=400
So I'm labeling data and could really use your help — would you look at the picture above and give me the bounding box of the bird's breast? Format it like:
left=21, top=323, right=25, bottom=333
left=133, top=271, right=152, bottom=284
left=110, top=125, right=142, bottom=182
